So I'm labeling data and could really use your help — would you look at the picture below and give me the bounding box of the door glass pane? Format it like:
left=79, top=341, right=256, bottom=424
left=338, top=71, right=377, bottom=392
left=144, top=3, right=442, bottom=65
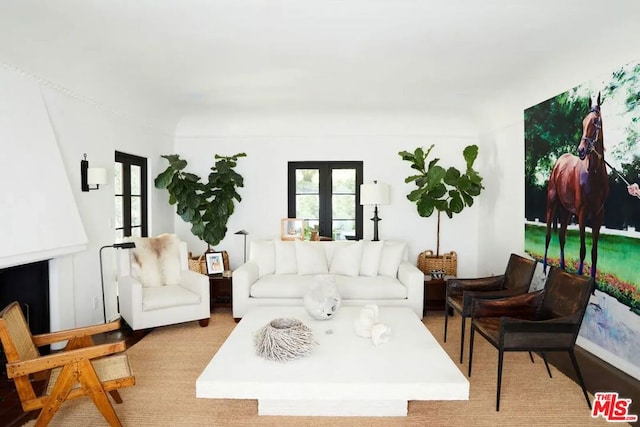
left=332, top=220, right=355, bottom=240
left=115, top=229, right=124, bottom=242
left=131, top=196, right=141, bottom=227
left=115, top=196, right=123, bottom=228
left=296, top=169, right=319, bottom=193
left=131, top=226, right=142, bottom=238
left=114, top=162, right=123, bottom=194
left=332, top=169, right=355, bottom=193
left=296, top=194, right=319, bottom=220
left=131, top=165, right=141, bottom=195
left=332, top=194, right=355, bottom=220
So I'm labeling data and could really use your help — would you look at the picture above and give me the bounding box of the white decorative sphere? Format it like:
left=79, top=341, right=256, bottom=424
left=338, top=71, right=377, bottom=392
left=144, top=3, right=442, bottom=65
left=303, top=275, right=342, bottom=320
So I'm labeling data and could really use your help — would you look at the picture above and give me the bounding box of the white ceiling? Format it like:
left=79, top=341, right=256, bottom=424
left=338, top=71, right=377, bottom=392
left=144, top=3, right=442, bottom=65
left=1, top=0, right=640, bottom=131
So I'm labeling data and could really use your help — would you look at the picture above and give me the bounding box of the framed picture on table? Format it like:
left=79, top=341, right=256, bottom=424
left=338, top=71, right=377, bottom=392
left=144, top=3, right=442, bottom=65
left=281, top=218, right=305, bottom=240
left=205, top=252, right=225, bottom=275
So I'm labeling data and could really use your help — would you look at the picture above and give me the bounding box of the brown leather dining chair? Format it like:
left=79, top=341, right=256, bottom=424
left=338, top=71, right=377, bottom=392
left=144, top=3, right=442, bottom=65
left=444, top=253, right=537, bottom=363
left=468, top=267, right=595, bottom=411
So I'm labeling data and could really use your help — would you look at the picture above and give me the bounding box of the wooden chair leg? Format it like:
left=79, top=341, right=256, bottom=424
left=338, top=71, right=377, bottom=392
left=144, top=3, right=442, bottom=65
left=109, top=390, right=124, bottom=404
left=36, top=365, right=76, bottom=427
left=78, top=360, right=122, bottom=427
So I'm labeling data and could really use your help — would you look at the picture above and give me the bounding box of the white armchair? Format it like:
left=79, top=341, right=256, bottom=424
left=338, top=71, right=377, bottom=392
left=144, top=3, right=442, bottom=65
left=117, top=234, right=210, bottom=331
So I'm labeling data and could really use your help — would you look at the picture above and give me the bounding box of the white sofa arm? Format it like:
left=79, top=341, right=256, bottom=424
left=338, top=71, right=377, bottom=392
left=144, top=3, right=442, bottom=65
left=118, top=275, right=143, bottom=327
left=232, top=261, right=259, bottom=319
left=179, top=269, right=209, bottom=298
left=398, top=261, right=425, bottom=318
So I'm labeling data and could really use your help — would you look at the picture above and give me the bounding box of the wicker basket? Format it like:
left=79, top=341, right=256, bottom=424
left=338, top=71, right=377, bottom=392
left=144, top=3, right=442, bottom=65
left=188, top=251, right=230, bottom=274
left=417, top=250, right=457, bottom=277
left=188, top=253, right=206, bottom=274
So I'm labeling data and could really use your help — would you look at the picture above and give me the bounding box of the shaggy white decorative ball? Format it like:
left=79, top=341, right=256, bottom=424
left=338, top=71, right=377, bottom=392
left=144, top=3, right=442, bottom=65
left=303, top=275, right=342, bottom=320
left=254, top=318, right=316, bottom=362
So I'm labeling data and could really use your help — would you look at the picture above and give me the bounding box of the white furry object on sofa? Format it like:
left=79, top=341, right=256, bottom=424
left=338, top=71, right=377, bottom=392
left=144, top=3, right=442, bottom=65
left=130, top=234, right=181, bottom=287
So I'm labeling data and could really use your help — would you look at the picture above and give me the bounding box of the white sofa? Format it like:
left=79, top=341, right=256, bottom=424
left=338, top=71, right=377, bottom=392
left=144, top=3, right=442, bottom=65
left=232, top=239, right=424, bottom=319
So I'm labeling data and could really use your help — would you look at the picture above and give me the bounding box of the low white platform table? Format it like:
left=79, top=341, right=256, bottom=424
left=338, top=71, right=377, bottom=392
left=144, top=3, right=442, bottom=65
left=196, top=306, right=468, bottom=417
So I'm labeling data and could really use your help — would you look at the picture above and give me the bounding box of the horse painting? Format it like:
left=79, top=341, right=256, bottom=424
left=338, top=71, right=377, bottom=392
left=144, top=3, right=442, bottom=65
left=543, top=93, right=609, bottom=277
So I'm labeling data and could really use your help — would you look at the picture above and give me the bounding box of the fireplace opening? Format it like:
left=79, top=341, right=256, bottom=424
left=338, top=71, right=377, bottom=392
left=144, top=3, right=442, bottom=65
left=0, top=260, right=51, bottom=362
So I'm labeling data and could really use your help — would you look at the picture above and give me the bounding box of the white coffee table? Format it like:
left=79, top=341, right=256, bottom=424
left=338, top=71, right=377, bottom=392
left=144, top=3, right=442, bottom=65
left=196, top=306, right=468, bottom=416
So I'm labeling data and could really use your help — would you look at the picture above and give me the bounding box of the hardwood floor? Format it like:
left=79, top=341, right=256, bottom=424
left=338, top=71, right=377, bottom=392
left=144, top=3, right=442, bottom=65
left=0, top=325, right=144, bottom=427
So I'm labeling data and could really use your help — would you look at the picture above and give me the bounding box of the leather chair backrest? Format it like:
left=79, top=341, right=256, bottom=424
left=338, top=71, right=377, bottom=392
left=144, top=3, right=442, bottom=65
left=502, top=253, right=537, bottom=292
left=539, top=268, right=594, bottom=321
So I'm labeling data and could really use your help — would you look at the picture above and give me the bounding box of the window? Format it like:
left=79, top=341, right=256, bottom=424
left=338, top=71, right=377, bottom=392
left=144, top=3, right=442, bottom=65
left=288, top=161, right=363, bottom=240
left=115, top=152, right=148, bottom=240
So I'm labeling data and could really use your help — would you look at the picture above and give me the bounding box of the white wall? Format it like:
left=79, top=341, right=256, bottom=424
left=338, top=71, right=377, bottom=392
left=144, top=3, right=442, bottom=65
left=174, top=110, right=485, bottom=276
left=0, top=67, right=177, bottom=328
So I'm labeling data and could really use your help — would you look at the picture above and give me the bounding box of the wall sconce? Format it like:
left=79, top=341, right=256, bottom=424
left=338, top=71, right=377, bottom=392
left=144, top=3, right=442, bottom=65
left=360, top=180, right=390, bottom=241
left=81, top=153, right=107, bottom=192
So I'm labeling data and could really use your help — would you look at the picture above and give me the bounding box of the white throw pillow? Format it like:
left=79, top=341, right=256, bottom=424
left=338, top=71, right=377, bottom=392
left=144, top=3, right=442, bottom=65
left=378, top=241, right=406, bottom=278
left=131, top=234, right=181, bottom=287
left=249, top=240, right=275, bottom=277
left=275, top=240, right=297, bottom=275
left=295, top=241, right=329, bottom=275
left=330, top=241, right=363, bottom=277
left=360, top=240, right=384, bottom=277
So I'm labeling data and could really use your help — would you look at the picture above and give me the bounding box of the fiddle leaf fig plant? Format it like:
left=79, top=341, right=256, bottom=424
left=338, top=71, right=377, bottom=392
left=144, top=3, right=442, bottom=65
left=155, top=152, right=246, bottom=248
left=398, top=144, right=483, bottom=255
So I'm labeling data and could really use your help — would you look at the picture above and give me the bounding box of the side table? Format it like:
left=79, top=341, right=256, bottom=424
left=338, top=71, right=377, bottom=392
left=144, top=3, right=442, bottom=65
left=209, top=275, right=232, bottom=312
left=423, top=275, right=450, bottom=316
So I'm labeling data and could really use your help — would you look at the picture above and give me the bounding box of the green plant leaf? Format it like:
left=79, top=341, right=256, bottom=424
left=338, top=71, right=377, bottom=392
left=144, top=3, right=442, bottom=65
left=463, top=144, right=479, bottom=167
left=154, top=168, right=175, bottom=189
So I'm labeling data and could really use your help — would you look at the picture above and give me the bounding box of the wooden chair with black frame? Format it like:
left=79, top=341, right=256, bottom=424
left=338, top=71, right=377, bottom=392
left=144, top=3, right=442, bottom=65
left=444, top=253, right=537, bottom=363
left=468, top=267, right=595, bottom=411
left=0, top=301, right=135, bottom=426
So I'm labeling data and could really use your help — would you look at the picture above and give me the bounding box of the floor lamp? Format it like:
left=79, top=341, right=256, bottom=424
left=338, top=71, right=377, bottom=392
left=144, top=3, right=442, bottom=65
left=99, top=241, right=136, bottom=323
left=360, top=181, right=390, bottom=241
left=234, top=229, right=249, bottom=263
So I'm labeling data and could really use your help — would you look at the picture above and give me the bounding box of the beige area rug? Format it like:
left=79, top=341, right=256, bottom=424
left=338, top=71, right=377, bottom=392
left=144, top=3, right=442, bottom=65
left=23, top=309, right=615, bottom=427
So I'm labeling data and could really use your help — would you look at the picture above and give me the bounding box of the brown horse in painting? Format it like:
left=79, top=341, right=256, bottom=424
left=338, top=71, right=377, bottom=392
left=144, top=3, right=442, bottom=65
left=543, top=93, right=609, bottom=277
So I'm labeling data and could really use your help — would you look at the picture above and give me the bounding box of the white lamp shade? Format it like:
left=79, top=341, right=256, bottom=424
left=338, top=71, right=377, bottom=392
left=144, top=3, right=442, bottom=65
left=360, top=182, right=390, bottom=205
left=87, top=167, right=107, bottom=185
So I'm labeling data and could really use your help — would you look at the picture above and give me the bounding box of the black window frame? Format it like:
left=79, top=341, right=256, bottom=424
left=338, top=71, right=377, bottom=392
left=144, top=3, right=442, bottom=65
left=115, top=151, right=148, bottom=238
left=287, top=161, right=363, bottom=240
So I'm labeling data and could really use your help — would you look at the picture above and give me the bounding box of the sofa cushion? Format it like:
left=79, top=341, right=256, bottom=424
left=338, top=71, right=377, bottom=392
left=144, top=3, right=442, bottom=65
left=275, top=240, right=297, bottom=275
left=295, top=241, right=329, bottom=275
left=142, top=285, right=201, bottom=311
left=329, top=240, right=363, bottom=277
left=360, top=240, right=384, bottom=277
left=250, top=274, right=316, bottom=298
left=249, top=240, right=275, bottom=277
left=333, top=275, right=408, bottom=299
left=378, top=241, right=407, bottom=278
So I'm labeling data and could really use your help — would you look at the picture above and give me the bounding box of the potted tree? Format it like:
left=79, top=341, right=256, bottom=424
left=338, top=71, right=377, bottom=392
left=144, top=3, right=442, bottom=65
left=154, top=153, right=246, bottom=250
left=398, top=144, right=484, bottom=275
